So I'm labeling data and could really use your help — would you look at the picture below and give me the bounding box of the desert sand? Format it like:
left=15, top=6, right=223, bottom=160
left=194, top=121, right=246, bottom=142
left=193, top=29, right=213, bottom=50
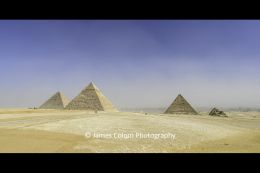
left=0, top=109, right=259, bottom=153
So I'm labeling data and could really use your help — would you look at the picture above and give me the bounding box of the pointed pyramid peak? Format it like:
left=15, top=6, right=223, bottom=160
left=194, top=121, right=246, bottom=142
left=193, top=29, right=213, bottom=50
left=54, top=92, right=67, bottom=99
left=89, top=82, right=95, bottom=86
left=175, top=94, right=186, bottom=101
left=55, top=91, right=62, bottom=96
left=177, top=94, right=183, bottom=98
left=85, top=82, right=99, bottom=90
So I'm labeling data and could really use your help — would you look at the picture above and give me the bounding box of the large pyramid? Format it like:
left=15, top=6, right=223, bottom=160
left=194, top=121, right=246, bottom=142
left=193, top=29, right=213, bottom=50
left=65, top=82, right=118, bottom=112
left=164, top=94, right=198, bottom=114
left=39, top=92, right=70, bottom=109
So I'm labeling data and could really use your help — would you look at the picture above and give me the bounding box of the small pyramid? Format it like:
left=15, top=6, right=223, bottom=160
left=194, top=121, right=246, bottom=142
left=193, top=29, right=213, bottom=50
left=164, top=94, right=198, bottom=114
left=39, top=92, right=70, bottom=109
left=209, top=107, right=227, bottom=117
left=65, top=82, right=118, bottom=112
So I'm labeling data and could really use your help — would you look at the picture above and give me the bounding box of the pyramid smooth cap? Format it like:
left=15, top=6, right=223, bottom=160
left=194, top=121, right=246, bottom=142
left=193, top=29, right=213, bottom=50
left=55, top=92, right=66, bottom=99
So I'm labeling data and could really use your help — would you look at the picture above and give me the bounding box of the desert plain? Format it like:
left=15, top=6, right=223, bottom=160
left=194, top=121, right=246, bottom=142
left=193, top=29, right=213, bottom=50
left=0, top=109, right=259, bottom=153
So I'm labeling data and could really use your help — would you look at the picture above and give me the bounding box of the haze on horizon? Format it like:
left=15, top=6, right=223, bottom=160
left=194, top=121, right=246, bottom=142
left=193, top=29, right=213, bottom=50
left=0, top=20, right=260, bottom=109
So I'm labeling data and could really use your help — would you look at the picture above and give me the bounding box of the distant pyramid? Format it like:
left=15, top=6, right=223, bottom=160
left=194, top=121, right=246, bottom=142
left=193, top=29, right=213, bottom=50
left=209, top=107, right=227, bottom=117
left=164, top=94, right=198, bottom=114
left=65, top=82, right=118, bottom=112
left=39, top=92, right=70, bottom=109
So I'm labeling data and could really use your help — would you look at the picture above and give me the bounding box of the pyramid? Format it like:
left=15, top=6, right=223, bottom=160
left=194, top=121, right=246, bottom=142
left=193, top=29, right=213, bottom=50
left=39, top=92, right=70, bottom=109
left=164, top=94, right=198, bottom=114
left=65, top=82, right=118, bottom=112
left=209, top=107, right=227, bottom=117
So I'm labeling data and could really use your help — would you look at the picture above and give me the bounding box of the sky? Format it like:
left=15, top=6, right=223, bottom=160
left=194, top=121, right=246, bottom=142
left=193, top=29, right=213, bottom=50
left=0, top=20, right=260, bottom=109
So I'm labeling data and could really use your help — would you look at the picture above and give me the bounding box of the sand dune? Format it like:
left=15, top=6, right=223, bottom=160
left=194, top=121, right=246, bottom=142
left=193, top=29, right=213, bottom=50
left=0, top=109, right=259, bottom=153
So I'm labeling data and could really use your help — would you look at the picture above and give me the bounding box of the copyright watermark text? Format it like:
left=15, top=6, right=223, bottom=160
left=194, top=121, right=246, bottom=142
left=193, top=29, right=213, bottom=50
left=85, top=132, right=176, bottom=140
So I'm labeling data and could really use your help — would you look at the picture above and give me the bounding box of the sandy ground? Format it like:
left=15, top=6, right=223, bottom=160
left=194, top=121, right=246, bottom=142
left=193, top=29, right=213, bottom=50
left=0, top=109, right=259, bottom=153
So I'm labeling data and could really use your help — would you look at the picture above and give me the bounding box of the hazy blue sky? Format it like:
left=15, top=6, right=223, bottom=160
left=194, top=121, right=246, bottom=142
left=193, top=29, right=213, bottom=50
left=0, top=20, right=260, bottom=109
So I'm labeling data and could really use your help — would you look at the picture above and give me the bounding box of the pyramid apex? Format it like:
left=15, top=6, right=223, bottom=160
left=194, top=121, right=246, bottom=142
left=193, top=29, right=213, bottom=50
left=55, top=91, right=66, bottom=97
left=176, top=94, right=185, bottom=100
left=86, top=82, right=99, bottom=90
left=89, top=82, right=96, bottom=86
